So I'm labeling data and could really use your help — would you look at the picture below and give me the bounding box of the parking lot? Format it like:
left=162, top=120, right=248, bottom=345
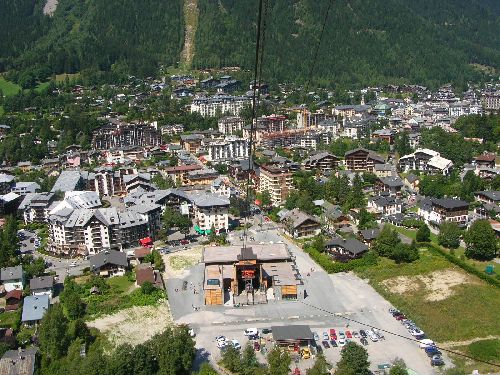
left=166, top=226, right=447, bottom=374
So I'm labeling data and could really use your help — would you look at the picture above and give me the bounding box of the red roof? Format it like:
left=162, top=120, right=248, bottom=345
left=139, top=237, right=153, bottom=247
left=134, top=247, right=151, bottom=258
left=136, top=267, right=155, bottom=286
left=5, top=290, right=22, bottom=301
left=475, top=154, right=495, bottom=162
left=165, top=165, right=201, bottom=173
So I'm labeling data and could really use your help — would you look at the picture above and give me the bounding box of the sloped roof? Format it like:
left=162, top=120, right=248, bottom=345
left=90, top=250, right=128, bottom=269
left=21, top=295, right=49, bottom=322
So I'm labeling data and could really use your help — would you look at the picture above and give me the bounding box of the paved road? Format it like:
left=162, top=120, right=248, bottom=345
left=166, top=226, right=446, bottom=374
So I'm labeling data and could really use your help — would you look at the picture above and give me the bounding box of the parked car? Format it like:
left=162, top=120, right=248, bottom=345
left=231, top=340, right=241, bottom=350
left=345, top=330, right=352, bottom=338
left=313, top=332, right=320, bottom=341
left=409, top=329, right=425, bottom=339
left=425, top=346, right=441, bottom=356
left=323, top=332, right=329, bottom=341
left=360, top=337, right=369, bottom=346
left=372, top=328, right=384, bottom=340
left=217, top=341, right=227, bottom=349
left=69, top=261, right=77, bottom=267
left=180, top=239, right=190, bottom=245
left=188, top=329, right=195, bottom=337
left=248, top=334, right=259, bottom=340
left=215, top=335, right=227, bottom=343
left=244, top=328, right=259, bottom=336
left=253, top=341, right=261, bottom=351
left=329, top=329, right=337, bottom=340
left=359, top=330, right=367, bottom=338
left=430, top=357, right=445, bottom=366
left=301, top=348, right=311, bottom=359
left=182, top=281, right=188, bottom=290
left=367, top=330, right=379, bottom=342
left=330, top=340, right=338, bottom=347
left=321, top=341, right=330, bottom=349
left=261, top=328, right=272, bottom=334
left=419, top=339, right=435, bottom=349
left=338, top=331, right=345, bottom=340
left=338, top=338, right=346, bottom=347
left=352, top=331, right=359, bottom=338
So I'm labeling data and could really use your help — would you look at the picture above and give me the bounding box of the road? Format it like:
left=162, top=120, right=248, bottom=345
left=165, top=225, right=446, bottom=374
left=19, top=229, right=89, bottom=283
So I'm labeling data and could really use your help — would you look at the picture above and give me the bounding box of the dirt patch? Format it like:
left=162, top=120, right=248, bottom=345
left=381, top=269, right=474, bottom=302
left=43, top=0, right=58, bottom=16
left=163, top=246, right=202, bottom=278
left=88, top=301, right=173, bottom=347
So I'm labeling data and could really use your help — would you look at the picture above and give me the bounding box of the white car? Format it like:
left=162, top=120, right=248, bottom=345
left=419, top=339, right=435, bottom=349
left=69, top=261, right=77, bottom=267
left=338, top=338, right=346, bottom=347
left=244, top=328, right=258, bottom=336
left=367, top=330, right=379, bottom=342
left=217, top=341, right=227, bottom=349
left=215, top=335, right=227, bottom=343
left=188, top=329, right=195, bottom=337
left=409, top=329, right=425, bottom=337
left=231, top=339, right=241, bottom=350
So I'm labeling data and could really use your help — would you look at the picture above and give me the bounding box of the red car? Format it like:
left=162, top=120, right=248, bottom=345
left=180, top=239, right=190, bottom=245
left=329, top=329, right=337, bottom=340
left=346, top=330, right=352, bottom=339
left=395, top=314, right=406, bottom=321
left=253, top=341, right=260, bottom=351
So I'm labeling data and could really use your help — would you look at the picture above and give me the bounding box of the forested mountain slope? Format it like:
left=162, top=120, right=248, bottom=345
left=0, top=0, right=498, bottom=87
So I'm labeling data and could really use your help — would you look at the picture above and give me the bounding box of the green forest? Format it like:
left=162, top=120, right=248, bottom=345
left=0, top=0, right=499, bottom=87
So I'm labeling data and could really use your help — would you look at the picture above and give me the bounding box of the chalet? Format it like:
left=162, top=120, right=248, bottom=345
left=0, top=347, right=38, bottom=375
left=368, top=195, right=402, bottom=216
left=136, top=263, right=163, bottom=289
left=473, top=154, right=496, bottom=169
left=302, top=152, right=340, bottom=173
left=90, top=250, right=128, bottom=278
left=29, top=276, right=54, bottom=299
left=313, top=200, right=350, bottom=231
left=418, top=198, right=469, bottom=226
left=0, top=265, right=24, bottom=292
left=375, top=176, right=404, bottom=197
left=281, top=209, right=321, bottom=238
left=325, top=237, right=368, bottom=261
left=373, top=163, right=394, bottom=178
left=372, top=129, right=396, bottom=144
left=404, top=174, right=420, bottom=192
left=180, top=134, right=204, bottom=153
left=474, top=191, right=500, bottom=205
left=344, top=148, right=385, bottom=172
left=4, top=289, right=23, bottom=311
left=164, top=164, right=202, bottom=185
left=359, top=228, right=380, bottom=248
left=21, top=295, right=49, bottom=326
left=399, top=149, right=452, bottom=175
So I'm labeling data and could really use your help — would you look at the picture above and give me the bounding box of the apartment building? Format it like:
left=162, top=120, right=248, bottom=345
left=165, top=164, right=202, bottom=185
left=190, top=95, right=251, bottom=117
left=344, top=148, right=385, bottom=172
left=19, top=192, right=58, bottom=224
left=204, top=136, right=249, bottom=163
left=48, top=204, right=161, bottom=257
left=481, top=91, right=500, bottom=111
left=218, top=116, right=245, bottom=135
left=92, top=120, right=161, bottom=150
left=399, top=149, right=453, bottom=175
left=418, top=198, right=469, bottom=226
left=191, top=194, right=230, bottom=234
left=180, top=134, right=204, bottom=153
left=258, top=164, right=293, bottom=206
left=302, top=152, right=340, bottom=174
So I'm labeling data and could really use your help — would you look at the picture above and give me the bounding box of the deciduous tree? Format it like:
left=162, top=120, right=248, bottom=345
left=465, top=220, right=498, bottom=260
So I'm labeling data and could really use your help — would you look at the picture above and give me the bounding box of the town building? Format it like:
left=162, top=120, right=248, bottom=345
left=473, top=154, right=496, bottom=169
left=29, top=276, right=54, bottom=299
left=368, top=195, right=402, bottom=216
left=302, top=152, right=340, bottom=173
left=165, top=165, right=202, bottom=185
left=202, top=244, right=303, bottom=305
left=204, top=136, right=249, bottom=163
left=418, top=198, right=469, bottom=226
left=180, top=134, right=204, bottom=153
left=258, top=164, right=294, bottom=206
left=192, top=194, right=230, bottom=234
left=90, top=250, right=129, bottom=277
left=325, top=237, right=368, bottom=261
left=0, top=347, right=38, bottom=375
left=11, top=182, right=40, bottom=196
left=92, top=120, right=161, bottom=150
left=474, top=191, right=500, bottom=205
left=280, top=209, right=321, bottom=238
left=398, top=149, right=453, bottom=175
left=344, top=148, right=385, bottom=172
left=218, top=116, right=245, bottom=135
left=160, top=124, right=184, bottom=136
left=0, top=266, right=24, bottom=292
left=375, top=176, right=404, bottom=197
left=21, top=295, right=49, bottom=325
left=185, top=168, right=220, bottom=186
left=190, top=95, right=251, bottom=117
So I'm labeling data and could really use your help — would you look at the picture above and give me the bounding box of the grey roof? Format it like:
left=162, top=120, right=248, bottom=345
left=191, top=194, right=229, bottom=208
left=90, top=250, right=128, bottom=270
left=29, top=276, right=54, bottom=290
left=379, top=176, right=403, bottom=187
left=374, top=163, right=393, bottom=172
left=13, top=181, right=40, bottom=190
left=432, top=198, right=469, bottom=209
left=475, top=191, right=500, bottom=202
left=0, top=265, right=23, bottom=281
left=405, top=174, right=419, bottom=183
left=127, top=203, right=161, bottom=215
left=21, top=295, right=49, bottom=322
left=369, top=195, right=400, bottom=207
left=325, top=237, right=368, bottom=255
left=281, top=208, right=320, bottom=228
left=51, top=170, right=85, bottom=192
left=360, top=228, right=380, bottom=241
left=0, top=347, right=38, bottom=375
left=123, top=173, right=151, bottom=184
left=271, top=325, right=313, bottom=342
left=0, top=173, right=15, bottom=184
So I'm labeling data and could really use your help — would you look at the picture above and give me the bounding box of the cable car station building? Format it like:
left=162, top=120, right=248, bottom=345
left=202, top=244, right=304, bottom=305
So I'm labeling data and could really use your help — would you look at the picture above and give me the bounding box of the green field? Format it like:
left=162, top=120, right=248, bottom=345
left=0, top=76, right=21, bottom=96
left=356, top=248, right=500, bottom=343
left=55, top=73, right=80, bottom=82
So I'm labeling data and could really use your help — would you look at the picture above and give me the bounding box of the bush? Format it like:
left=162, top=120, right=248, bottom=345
left=401, top=219, right=424, bottom=229
left=303, top=246, right=378, bottom=273
left=416, top=224, right=430, bottom=242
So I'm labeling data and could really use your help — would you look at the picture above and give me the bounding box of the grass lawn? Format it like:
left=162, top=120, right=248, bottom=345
left=356, top=249, right=500, bottom=343
left=0, top=76, right=21, bottom=96
left=55, top=73, right=80, bottom=82
left=448, top=339, right=500, bottom=373
left=0, top=310, right=21, bottom=329
left=0, top=106, right=4, bottom=116
left=107, top=275, right=135, bottom=293
left=35, top=81, right=51, bottom=93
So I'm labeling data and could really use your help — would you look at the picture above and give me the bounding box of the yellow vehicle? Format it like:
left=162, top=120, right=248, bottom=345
left=301, top=348, right=311, bottom=359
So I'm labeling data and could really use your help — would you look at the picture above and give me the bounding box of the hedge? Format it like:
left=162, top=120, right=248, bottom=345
left=303, top=247, right=378, bottom=273
left=421, top=242, right=500, bottom=288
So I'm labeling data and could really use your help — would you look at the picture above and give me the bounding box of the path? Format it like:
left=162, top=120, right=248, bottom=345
left=439, top=335, right=500, bottom=349
left=180, top=0, right=199, bottom=68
